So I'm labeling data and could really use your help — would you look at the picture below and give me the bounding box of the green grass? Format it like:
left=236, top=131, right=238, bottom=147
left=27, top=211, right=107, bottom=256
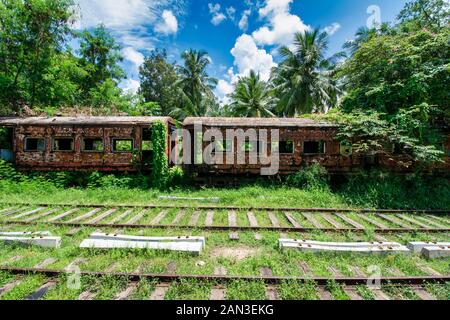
left=0, top=180, right=355, bottom=209
left=0, top=175, right=448, bottom=300
left=0, top=224, right=448, bottom=300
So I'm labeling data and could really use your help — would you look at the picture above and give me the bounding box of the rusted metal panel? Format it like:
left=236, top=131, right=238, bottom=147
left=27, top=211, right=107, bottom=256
left=4, top=117, right=176, bottom=172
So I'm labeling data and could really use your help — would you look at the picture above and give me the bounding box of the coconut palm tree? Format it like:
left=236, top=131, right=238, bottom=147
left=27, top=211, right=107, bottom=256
left=230, top=70, right=275, bottom=117
left=171, top=49, right=218, bottom=119
left=271, top=28, right=343, bottom=116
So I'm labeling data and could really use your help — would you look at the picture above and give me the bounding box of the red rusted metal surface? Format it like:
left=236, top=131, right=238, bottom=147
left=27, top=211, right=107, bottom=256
left=0, top=117, right=176, bottom=172
left=182, top=117, right=450, bottom=176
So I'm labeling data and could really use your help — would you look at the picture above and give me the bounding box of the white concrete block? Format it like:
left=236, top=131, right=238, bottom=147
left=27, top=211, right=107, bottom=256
left=159, top=196, right=220, bottom=203
left=0, top=236, right=61, bottom=248
left=280, top=242, right=410, bottom=255
left=0, top=231, right=52, bottom=237
left=89, top=233, right=206, bottom=247
left=79, top=239, right=203, bottom=255
left=407, top=242, right=450, bottom=254
left=421, top=246, right=450, bottom=259
left=279, top=239, right=403, bottom=249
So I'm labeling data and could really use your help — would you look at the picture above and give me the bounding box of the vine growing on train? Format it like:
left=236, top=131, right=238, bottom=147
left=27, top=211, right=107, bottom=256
left=151, top=121, right=169, bottom=188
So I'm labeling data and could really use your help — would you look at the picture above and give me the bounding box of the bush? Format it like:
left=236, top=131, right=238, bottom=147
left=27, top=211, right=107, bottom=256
left=338, top=170, right=450, bottom=209
left=167, top=166, right=189, bottom=188
left=0, top=159, right=25, bottom=182
left=285, top=162, right=330, bottom=190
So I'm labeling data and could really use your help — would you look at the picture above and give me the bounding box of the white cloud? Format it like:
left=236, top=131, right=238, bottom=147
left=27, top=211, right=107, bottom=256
left=215, top=78, right=234, bottom=105
left=259, top=0, right=293, bottom=17
left=208, top=3, right=221, bottom=14
left=75, top=0, right=156, bottom=29
left=211, top=13, right=227, bottom=25
left=231, top=34, right=277, bottom=82
left=252, top=0, right=309, bottom=47
left=155, top=10, right=178, bottom=35
left=75, top=0, right=185, bottom=49
left=122, top=47, right=145, bottom=71
left=121, top=78, right=141, bottom=94
left=226, top=6, right=236, bottom=20
left=238, top=9, right=251, bottom=31
left=324, top=22, right=341, bottom=35
left=208, top=3, right=227, bottom=26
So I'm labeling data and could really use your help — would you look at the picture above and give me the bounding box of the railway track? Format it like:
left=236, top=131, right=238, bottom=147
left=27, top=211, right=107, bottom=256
left=0, top=203, right=449, bottom=234
left=0, top=203, right=448, bottom=300
left=0, top=265, right=447, bottom=300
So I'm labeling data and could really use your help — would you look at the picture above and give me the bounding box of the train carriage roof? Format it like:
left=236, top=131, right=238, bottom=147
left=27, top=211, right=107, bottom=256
left=0, top=116, right=175, bottom=127
left=183, top=117, right=338, bottom=128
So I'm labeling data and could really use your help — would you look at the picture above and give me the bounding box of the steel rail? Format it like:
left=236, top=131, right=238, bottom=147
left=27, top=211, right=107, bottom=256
left=0, top=266, right=448, bottom=286
left=0, top=202, right=449, bottom=215
left=1, top=220, right=449, bottom=234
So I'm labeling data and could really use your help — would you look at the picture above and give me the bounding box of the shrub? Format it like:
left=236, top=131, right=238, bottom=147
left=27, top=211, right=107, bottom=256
left=0, top=159, right=25, bottom=182
left=286, top=162, right=330, bottom=190
left=167, top=166, right=188, bottom=188
left=338, top=170, right=450, bottom=209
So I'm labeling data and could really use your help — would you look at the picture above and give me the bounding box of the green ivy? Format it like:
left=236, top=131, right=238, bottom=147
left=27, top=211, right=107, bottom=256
left=151, top=121, right=169, bottom=188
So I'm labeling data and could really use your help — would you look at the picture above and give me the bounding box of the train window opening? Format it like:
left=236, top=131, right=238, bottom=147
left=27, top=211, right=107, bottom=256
left=213, top=139, right=232, bottom=154
left=241, top=140, right=258, bottom=153
left=272, top=140, right=294, bottom=154
left=82, top=138, right=103, bottom=152
left=142, top=140, right=153, bottom=151
left=25, top=137, right=46, bottom=152
left=112, top=139, right=134, bottom=152
left=53, top=138, right=74, bottom=152
left=141, top=143, right=153, bottom=165
left=303, top=141, right=326, bottom=155
left=142, top=128, right=152, bottom=141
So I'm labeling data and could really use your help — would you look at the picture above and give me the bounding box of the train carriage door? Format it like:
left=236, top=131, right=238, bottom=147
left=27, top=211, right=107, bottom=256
left=0, top=126, right=14, bottom=162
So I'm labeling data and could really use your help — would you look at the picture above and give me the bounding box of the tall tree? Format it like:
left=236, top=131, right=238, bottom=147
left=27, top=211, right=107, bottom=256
left=78, top=24, right=125, bottom=99
left=230, top=70, right=275, bottom=117
left=343, top=23, right=393, bottom=54
left=398, top=0, right=449, bottom=30
left=138, top=49, right=180, bottom=116
left=173, top=49, right=217, bottom=119
left=271, top=29, right=342, bottom=116
left=0, top=0, right=75, bottom=112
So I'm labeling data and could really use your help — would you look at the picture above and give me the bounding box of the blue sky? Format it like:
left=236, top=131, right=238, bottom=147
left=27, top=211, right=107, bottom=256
left=74, top=0, right=408, bottom=102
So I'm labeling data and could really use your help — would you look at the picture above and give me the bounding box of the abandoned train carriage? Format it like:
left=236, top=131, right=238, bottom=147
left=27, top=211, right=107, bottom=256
left=182, top=117, right=450, bottom=178
left=182, top=117, right=357, bottom=176
left=0, top=116, right=449, bottom=176
left=0, top=117, right=176, bottom=172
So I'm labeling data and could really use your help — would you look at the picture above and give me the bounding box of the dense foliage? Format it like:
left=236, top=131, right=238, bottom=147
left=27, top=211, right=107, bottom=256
left=0, top=0, right=448, bottom=178
left=139, top=49, right=181, bottom=116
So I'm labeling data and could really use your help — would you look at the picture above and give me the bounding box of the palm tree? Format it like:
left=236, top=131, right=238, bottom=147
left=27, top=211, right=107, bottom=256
left=172, top=49, right=218, bottom=119
left=271, top=28, right=343, bottom=116
left=230, top=70, right=275, bottom=117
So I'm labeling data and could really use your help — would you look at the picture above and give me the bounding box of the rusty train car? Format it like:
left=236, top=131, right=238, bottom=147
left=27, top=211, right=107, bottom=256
left=0, top=117, right=176, bottom=172
left=0, top=116, right=449, bottom=176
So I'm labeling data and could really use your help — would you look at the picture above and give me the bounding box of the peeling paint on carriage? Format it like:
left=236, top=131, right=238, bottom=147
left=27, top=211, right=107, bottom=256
left=0, top=117, right=176, bottom=172
left=182, top=117, right=450, bottom=177
left=1, top=116, right=449, bottom=175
